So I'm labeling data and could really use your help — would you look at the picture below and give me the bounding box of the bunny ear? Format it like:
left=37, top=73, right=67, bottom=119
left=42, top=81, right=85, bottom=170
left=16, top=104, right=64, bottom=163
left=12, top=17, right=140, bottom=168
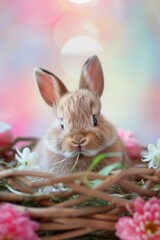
left=79, top=55, right=104, bottom=97
left=34, top=68, right=68, bottom=106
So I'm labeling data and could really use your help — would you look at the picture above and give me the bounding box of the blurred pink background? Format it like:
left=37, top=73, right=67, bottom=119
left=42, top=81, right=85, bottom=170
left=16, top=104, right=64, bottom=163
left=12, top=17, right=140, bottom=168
left=0, top=0, right=160, bottom=145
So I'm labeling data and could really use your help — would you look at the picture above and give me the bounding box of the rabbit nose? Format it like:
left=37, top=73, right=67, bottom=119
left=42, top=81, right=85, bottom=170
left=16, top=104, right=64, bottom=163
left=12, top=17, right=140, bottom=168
left=72, top=134, right=87, bottom=145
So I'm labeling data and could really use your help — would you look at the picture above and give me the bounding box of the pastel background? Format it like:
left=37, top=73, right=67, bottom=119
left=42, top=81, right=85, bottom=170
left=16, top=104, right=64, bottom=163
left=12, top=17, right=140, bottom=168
left=0, top=0, right=160, bottom=146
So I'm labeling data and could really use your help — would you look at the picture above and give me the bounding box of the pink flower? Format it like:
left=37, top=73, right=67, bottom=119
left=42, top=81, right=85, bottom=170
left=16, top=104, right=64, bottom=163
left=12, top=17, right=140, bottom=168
left=0, top=203, right=40, bottom=240
left=115, top=197, right=160, bottom=240
left=117, top=129, right=142, bottom=157
left=0, top=122, right=13, bottom=147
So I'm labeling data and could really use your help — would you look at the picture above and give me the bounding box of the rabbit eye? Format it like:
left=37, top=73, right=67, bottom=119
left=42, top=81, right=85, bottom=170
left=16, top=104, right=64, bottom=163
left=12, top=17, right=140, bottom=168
left=60, top=118, right=64, bottom=129
left=92, top=115, right=98, bottom=126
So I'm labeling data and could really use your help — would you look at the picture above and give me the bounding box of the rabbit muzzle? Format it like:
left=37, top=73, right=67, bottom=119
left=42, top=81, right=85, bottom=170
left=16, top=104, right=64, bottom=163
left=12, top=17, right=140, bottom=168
left=63, top=132, right=101, bottom=158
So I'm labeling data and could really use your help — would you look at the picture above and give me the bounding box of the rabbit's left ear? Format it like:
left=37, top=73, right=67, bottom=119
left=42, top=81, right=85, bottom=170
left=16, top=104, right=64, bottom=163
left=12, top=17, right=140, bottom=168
left=34, top=68, right=68, bottom=107
left=79, top=55, right=104, bottom=97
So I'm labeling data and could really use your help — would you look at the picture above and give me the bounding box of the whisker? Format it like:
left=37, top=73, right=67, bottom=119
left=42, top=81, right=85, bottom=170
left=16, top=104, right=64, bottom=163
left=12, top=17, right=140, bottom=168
left=69, top=154, right=80, bottom=174
left=51, top=158, right=67, bottom=168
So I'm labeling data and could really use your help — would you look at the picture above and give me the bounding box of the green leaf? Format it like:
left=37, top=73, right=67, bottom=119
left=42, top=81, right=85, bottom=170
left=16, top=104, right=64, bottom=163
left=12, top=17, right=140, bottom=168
left=82, top=152, right=123, bottom=188
left=99, top=162, right=124, bottom=176
left=82, top=175, right=93, bottom=188
left=92, top=162, right=124, bottom=188
left=87, top=152, right=122, bottom=171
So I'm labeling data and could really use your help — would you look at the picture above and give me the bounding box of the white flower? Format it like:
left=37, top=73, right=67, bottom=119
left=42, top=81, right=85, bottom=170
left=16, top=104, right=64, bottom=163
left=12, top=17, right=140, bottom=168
left=142, top=138, right=160, bottom=169
left=15, top=147, right=41, bottom=171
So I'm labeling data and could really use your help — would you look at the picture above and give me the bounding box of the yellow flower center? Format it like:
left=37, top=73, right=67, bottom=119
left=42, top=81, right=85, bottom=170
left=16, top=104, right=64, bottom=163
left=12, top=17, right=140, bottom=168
left=24, top=161, right=28, bottom=166
left=145, top=221, right=159, bottom=235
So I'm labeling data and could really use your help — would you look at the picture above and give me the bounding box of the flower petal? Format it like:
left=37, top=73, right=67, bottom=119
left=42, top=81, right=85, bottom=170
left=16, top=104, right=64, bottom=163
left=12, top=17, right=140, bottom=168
left=0, top=203, right=39, bottom=239
left=28, top=152, right=38, bottom=161
left=15, top=154, right=23, bottom=163
left=156, top=138, right=160, bottom=150
left=134, top=197, right=144, bottom=213
left=115, top=217, right=136, bottom=240
left=148, top=160, right=154, bottom=168
left=22, top=147, right=31, bottom=158
left=16, top=165, right=26, bottom=170
left=148, top=144, right=157, bottom=154
left=152, top=155, right=160, bottom=169
left=16, top=148, right=22, bottom=158
left=141, top=157, right=151, bottom=162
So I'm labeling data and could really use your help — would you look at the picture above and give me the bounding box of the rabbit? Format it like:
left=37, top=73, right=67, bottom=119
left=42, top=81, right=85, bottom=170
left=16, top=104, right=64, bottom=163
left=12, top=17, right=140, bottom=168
left=34, top=55, right=130, bottom=175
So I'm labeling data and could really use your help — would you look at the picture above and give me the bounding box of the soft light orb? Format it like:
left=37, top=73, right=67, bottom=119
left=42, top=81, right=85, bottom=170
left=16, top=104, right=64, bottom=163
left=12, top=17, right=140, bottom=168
left=60, top=36, right=102, bottom=79
left=69, top=0, right=93, bottom=3
left=60, top=0, right=100, bottom=13
left=61, top=36, right=102, bottom=55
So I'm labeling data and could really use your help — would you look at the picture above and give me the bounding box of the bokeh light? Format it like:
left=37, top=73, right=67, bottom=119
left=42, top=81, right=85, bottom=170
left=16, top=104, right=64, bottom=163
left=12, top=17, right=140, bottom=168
left=151, top=0, right=160, bottom=25
left=59, top=0, right=100, bottom=13
left=61, top=36, right=102, bottom=55
left=69, top=0, right=94, bottom=4
left=60, top=36, right=102, bottom=79
left=1, top=1, right=160, bottom=145
left=7, top=0, right=64, bottom=25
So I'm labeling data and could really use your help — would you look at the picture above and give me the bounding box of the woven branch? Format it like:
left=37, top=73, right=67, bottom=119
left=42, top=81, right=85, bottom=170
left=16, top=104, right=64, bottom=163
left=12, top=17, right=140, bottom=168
left=0, top=137, right=159, bottom=239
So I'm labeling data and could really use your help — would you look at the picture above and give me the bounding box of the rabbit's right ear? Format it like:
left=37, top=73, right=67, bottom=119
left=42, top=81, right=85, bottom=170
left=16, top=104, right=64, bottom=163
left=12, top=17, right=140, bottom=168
left=79, top=55, right=104, bottom=97
left=34, top=68, right=68, bottom=106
